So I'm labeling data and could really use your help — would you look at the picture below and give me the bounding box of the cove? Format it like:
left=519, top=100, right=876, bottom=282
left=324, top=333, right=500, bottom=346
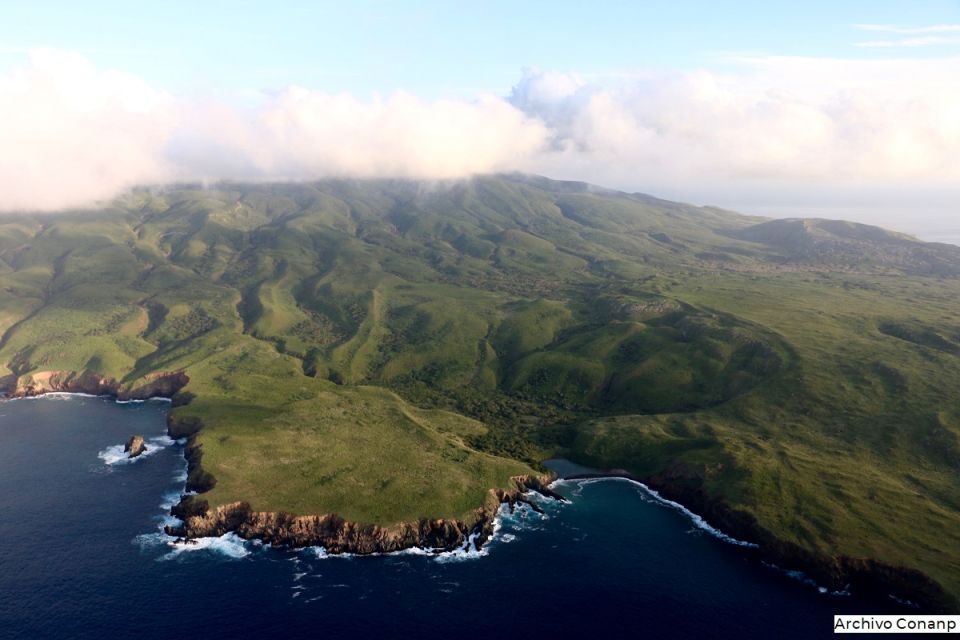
left=0, top=395, right=909, bottom=639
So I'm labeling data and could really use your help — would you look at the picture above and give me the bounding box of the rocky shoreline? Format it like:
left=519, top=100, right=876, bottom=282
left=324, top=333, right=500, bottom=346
left=163, top=411, right=568, bottom=556
left=564, top=467, right=957, bottom=613
left=164, top=474, right=564, bottom=555
left=0, top=369, right=189, bottom=401
left=3, top=372, right=954, bottom=611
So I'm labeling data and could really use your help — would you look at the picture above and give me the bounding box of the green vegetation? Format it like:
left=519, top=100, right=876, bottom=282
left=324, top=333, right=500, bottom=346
left=2, top=175, right=960, bottom=602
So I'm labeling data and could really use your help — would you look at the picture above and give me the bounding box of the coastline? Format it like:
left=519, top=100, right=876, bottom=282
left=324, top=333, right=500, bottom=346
left=163, top=474, right=565, bottom=557
left=4, top=381, right=955, bottom=612
left=0, top=371, right=932, bottom=639
left=0, top=369, right=189, bottom=402
left=552, top=466, right=956, bottom=613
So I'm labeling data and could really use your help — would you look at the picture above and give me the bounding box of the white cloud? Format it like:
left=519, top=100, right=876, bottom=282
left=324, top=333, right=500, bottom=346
left=227, top=88, right=548, bottom=180
left=0, top=49, right=959, bottom=229
left=0, top=49, right=175, bottom=211
left=511, top=59, right=960, bottom=195
left=0, top=50, right=548, bottom=210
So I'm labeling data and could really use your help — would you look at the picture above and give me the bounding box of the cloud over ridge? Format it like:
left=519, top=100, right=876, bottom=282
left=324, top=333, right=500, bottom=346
left=1, top=50, right=959, bottom=212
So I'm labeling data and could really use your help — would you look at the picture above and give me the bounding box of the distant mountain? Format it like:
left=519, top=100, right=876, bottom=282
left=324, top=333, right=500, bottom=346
left=727, top=217, right=960, bottom=275
left=1, top=174, right=958, bottom=610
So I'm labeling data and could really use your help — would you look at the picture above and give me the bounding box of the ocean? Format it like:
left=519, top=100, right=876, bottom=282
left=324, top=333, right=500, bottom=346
left=0, top=395, right=908, bottom=639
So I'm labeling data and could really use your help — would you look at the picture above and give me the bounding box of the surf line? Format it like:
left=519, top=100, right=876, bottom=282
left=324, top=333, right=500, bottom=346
left=551, top=475, right=758, bottom=548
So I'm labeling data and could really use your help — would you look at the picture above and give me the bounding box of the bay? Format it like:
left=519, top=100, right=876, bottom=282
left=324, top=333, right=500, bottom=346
left=0, top=396, right=906, bottom=639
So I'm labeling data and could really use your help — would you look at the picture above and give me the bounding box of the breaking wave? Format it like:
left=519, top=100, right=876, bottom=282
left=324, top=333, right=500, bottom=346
left=300, top=500, right=554, bottom=563
left=4, top=392, right=103, bottom=402
left=98, top=435, right=177, bottom=465
left=161, top=533, right=252, bottom=560
left=551, top=476, right=758, bottom=548
left=761, top=562, right=852, bottom=597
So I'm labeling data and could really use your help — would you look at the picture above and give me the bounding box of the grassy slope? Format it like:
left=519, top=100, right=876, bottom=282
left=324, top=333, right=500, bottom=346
left=1, top=176, right=959, bottom=600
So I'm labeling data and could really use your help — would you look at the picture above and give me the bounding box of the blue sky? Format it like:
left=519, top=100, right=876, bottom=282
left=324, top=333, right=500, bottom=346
left=0, top=1, right=959, bottom=240
left=2, top=0, right=958, bottom=98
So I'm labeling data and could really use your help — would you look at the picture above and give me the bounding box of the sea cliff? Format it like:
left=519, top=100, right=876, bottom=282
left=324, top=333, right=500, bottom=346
left=165, top=474, right=563, bottom=555
left=0, top=370, right=189, bottom=401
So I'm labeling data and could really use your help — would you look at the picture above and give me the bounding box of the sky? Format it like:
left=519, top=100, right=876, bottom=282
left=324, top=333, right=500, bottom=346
left=1, top=0, right=959, bottom=241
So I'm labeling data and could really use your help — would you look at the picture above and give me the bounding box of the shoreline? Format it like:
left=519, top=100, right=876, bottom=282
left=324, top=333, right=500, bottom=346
left=550, top=466, right=956, bottom=613
left=0, top=391, right=173, bottom=403
left=163, top=473, right=566, bottom=557
left=0, top=369, right=188, bottom=403
left=8, top=387, right=955, bottom=612
left=552, top=474, right=757, bottom=548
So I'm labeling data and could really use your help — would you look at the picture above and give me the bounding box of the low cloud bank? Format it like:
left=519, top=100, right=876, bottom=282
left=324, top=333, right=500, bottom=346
left=1, top=50, right=959, bottom=216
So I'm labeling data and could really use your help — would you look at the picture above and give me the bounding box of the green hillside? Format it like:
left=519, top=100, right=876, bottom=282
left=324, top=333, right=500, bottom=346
left=2, top=175, right=959, bottom=606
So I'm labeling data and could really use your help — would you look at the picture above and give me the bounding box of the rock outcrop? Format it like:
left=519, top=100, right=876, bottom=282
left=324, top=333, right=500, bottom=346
left=7, top=370, right=120, bottom=397
left=165, top=474, right=561, bottom=555
left=0, top=369, right=188, bottom=401
left=124, top=435, right=146, bottom=458
left=120, top=371, right=190, bottom=401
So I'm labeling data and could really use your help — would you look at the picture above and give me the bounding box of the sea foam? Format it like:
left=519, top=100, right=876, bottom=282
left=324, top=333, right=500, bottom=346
left=98, top=435, right=176, bottom=465
left=4, top=392, right=103, bottom=402
left=761, top=562, right=852, bottom=597
left=551, top=476, right=759, bottom=548
left=299, top=500, right=552, bottom=563
left=161, top=533, right=252, bottom=560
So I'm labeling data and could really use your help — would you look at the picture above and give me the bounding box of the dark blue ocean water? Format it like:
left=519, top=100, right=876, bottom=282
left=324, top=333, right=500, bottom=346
left=0, top=396, right=908, bottom=639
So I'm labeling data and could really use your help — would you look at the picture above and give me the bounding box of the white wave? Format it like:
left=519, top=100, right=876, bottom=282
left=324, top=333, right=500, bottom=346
left=762, top=562, right=852, bottom=597
left=393, top=546, right=437, bottom=557
left=3, top=391, right=104, bottom=402
left=305, top=546, right=353, bottom=560
left=115, top=397, right=173, bottom=404
left=134, top=531, right=172, bottom=550
left=523, top=490, right=563, bottom=512
left=158, top=513, right=182, bottom=529
left=98, top=444, right=140, bottom=465
left=888, top=594, right=919, bottom=608
left=497, top=501, right=550, bottom=537
left=98, top=435, right=178, bottom=465
left=430, top=504, right=516, bottom=563
left=161, top=532, right=251, bottom=560
left=3, top=392, right=174, bottom=405
left=159, top=490, right=182, bottom=510
left=551, top=476, right=758, bottom=548
left=433, top=530, right=489, bottom=563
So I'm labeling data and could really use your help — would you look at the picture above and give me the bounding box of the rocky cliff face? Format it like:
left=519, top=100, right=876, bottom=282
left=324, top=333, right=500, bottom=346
left=119, top=371, right=190, bottom=400
left=6, top=370, right=120, bottom=397
left=0, top=369, right=188, bottom=401
left=166, top=474, right=561, bottom=555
